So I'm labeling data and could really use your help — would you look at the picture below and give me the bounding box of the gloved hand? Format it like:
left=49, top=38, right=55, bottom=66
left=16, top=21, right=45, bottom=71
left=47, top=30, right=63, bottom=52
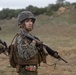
left=31, top=40, right=36, bottom=46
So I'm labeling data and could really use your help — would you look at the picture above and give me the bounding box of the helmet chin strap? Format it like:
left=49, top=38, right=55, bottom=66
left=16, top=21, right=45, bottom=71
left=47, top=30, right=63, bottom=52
left=20, top=27, right=33, bottom=33
left=25, top=28, right=33, bottom=32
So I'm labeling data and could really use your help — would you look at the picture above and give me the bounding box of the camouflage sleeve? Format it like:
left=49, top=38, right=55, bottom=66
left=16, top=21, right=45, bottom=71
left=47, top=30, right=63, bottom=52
left=0, top=44, right=4, bottom=54
left=16, top=36, right=37, bottom=60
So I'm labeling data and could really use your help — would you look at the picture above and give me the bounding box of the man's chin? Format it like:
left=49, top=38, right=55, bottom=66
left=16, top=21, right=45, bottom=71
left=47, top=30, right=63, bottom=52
left=28, top=28, right=33, bottom=31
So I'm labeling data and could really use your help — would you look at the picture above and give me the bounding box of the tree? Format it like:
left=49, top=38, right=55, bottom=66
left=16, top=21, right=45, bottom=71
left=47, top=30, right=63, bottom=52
left=64, top=1, right=70, bottom=6
left=26, top=5, right=39, bottom=15
left=25, top=5, right=46, bottom=16
left=56, top=0, right=65, bottom=6
left=0, top=8, right=9, bottom=19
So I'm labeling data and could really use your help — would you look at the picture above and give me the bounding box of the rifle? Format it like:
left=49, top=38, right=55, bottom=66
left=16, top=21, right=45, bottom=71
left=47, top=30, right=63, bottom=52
left=43, top=44, right=68, bottom=63
left=0, top=39, right=8, bottom=55
left=20, top=29, right=68, bottom=63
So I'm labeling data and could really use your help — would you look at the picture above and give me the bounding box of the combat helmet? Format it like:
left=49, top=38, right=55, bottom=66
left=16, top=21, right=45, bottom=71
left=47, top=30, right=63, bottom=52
left=17, top=11, right=36, bottom=25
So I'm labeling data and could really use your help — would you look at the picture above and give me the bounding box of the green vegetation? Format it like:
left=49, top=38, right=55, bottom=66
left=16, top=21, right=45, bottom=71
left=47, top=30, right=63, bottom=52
left=0, top=0, right=76, bottom=19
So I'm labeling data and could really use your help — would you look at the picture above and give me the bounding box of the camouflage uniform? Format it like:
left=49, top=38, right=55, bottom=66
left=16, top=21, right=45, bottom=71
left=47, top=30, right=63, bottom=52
left=14, top=11, right=55, bottom=75
left=16, top=29, right=38, bottom=75
left=11, top=11, right=62, bottom=75
left=0, top=43, right=4, bottom=54
left=0, top=27, right=7, bottom=55
left=15, top=11, right=38, bottom=75
left=0, top=27, right=4, bottom=54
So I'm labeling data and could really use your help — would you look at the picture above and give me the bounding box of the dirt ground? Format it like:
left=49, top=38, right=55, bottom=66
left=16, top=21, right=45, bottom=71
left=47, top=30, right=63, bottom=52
left=0, top=47, right=76, bottom=75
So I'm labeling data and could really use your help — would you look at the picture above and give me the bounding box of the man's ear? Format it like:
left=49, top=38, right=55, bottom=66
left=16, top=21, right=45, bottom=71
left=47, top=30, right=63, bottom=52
left=20, top=24, right=24, bottom=28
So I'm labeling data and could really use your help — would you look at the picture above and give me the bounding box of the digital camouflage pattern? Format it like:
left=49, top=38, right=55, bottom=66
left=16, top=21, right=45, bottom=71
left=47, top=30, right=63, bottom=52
left=17, top=11, right=35, bottom=25
left=13, top=11, right=47, bottom=75
left=0, top=43, right=4, bottom=54
left=0, top=27, right=4, bottom=54
left=0, top=27, right=8, bottom=55
left=16, top=29, right=38, bottom=60
left=15, top=29, right=39, bottom=75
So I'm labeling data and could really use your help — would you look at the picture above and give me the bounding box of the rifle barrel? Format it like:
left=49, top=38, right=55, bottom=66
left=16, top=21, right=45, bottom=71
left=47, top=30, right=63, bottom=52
left=59, top=57, right=68, bottom=63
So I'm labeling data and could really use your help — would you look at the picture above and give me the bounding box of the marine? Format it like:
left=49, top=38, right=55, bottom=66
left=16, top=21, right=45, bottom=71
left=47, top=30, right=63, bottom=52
left=8, top=11, right=67, bottom=75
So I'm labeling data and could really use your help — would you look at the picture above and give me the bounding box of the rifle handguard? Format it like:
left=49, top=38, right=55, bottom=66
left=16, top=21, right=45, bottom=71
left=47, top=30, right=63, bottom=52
left=53, top=51, right=59, bottom=58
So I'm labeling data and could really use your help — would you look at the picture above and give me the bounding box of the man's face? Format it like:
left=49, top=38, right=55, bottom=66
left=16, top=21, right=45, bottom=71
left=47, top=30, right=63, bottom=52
left=24, top=18, right=34, bottom=32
